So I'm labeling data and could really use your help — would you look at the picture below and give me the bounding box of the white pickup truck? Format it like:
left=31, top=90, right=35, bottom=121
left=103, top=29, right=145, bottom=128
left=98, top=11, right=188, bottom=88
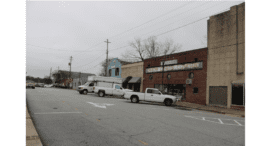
left=124, top=88, right=178, bottom=106
left=93, top=83, right=132, bottom=97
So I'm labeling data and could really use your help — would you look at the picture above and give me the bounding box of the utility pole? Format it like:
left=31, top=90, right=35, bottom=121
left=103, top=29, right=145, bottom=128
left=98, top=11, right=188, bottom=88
left=104, top=39, right=111, bottom=77
left=69, top=56, right=72, bottom=79
left=50, top=67, right=52, bottom=79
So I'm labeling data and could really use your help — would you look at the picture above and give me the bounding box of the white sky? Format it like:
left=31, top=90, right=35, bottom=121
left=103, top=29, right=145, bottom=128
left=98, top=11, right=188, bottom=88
left=26, top=0, right=244, bottom=78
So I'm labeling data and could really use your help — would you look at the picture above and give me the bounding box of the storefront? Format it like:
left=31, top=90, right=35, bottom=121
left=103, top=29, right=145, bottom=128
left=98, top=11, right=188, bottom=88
left=121, top=61, right=144, bottom=92
left=143, top=48, right=208, bottom=105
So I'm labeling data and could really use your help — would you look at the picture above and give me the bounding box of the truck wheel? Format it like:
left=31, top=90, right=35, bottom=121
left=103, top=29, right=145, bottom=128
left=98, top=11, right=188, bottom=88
left=164, top=99, right=173, bottom=106
left=131, top=96, right=139, bottom=103
left=98, top=91, right=105, bottom=97
left=83, top=90, right=88, bottom=95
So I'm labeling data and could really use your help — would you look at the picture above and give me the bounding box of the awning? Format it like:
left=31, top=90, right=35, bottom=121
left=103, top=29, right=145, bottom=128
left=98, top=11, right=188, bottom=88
left=128, top=77, right=141, bottom=83
left=122, top=78, right=126, bottom=82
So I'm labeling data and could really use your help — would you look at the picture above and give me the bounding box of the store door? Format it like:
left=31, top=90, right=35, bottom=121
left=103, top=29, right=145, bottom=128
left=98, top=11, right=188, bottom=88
left=209, top=86, right=227, bottom=106
left=232, top=84, right=244, bottom=105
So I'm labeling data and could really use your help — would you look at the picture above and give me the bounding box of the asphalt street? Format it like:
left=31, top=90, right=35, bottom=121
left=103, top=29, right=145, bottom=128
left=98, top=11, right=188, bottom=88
left=26, top=88, right=245, bottom=146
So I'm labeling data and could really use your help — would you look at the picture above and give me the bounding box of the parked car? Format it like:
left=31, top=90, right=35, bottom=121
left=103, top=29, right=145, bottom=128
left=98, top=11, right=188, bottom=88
left=124, top=88, right=178, bottom=106
left=94, top=83, right=133, bottom=97
left=44, top=84, right=53, bottom=88
left=26, top=81, right=35, bottom=89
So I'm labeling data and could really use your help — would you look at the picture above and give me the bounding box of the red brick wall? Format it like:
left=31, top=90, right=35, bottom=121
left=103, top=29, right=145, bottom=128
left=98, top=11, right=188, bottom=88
left=143, top=48, right=208, bottom=105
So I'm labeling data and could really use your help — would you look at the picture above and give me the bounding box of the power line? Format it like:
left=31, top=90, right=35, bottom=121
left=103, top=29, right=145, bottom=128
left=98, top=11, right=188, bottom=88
left=109, top=2, right=194, bottom=40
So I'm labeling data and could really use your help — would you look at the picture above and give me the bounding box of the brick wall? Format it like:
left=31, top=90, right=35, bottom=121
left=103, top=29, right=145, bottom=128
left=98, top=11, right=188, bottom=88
left=143, top=48, right=208, bottom=105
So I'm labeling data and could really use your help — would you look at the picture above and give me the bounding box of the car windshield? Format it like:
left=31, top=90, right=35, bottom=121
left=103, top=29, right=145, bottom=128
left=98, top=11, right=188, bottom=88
left=84, top=82, right=91, bottom=86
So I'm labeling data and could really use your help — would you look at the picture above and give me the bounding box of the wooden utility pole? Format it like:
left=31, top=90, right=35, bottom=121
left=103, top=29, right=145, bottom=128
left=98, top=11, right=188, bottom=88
left=50, top=67, right=52, bottom=79
left=69, top=56, right=72, bottom=79
left=104, top=39, right=111, bottom=77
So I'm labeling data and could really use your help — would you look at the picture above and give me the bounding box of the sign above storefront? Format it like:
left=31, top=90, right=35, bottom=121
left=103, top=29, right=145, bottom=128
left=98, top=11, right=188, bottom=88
left=161, top=59, right=178, bottom=66
left=146, top=62, right=203, bottom=73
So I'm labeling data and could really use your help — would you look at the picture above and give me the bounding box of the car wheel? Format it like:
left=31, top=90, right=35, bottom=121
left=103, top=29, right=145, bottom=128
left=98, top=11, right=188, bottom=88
left=98, top=91, right=105, bottom=97
left=164, top=99, right=172, bottom=106
left=83, top=90, right=88, bottom=95
left=131, top=96, right=139, bottom=103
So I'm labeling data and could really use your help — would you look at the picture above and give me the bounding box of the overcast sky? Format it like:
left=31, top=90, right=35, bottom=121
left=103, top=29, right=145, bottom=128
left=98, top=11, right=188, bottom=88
left=26, top=0, right=244, bottom=78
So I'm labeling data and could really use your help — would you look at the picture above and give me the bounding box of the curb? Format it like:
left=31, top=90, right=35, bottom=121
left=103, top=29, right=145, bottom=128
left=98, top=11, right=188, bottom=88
left=26, top=105, right=43, bottom=146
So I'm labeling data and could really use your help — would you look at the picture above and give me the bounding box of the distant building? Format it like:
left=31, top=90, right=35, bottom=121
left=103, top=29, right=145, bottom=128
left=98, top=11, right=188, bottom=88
left=107, top=58, right=132, bottom=78
left=52, top=70, right=95, bottom=88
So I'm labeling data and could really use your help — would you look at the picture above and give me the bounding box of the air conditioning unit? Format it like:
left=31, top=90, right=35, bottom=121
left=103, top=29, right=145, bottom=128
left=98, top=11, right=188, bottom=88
left=186, top=79, right=192, bottom=84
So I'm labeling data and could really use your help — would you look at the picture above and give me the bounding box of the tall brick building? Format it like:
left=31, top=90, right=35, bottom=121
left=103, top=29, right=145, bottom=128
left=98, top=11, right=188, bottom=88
left=143, top=48, right=208, bottom=105
left=206, top=2, right=245, bottom=109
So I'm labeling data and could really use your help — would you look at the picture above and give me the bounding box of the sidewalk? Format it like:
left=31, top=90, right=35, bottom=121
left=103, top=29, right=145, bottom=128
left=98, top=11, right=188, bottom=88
left=175, top=101, right=245, bottom=118
left=26, top=106, right=43, bottom=146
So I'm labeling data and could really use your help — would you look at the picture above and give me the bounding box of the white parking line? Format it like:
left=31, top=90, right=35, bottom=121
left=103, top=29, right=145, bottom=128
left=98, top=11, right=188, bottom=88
left=218, top=119, right=224, bottom=124
left=34, top=112, right=82, bottom=114
left=234, top=120, right=243, bottom=126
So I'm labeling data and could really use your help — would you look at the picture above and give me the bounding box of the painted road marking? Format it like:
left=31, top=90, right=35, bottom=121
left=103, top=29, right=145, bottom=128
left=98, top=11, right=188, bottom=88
left=75, top=108, right=78, bottom=110
left=96, top=119, right=100, bottom=122
left=138, top=140, right=148, bottom=145
left=34, top=112, right=82, bottom=114
left=87, top=102, right=114, bottom=109
left=185, top=115, right=244, bottom=126
left=234, top=120, right=243, bottom=126
left=85, top=113, right=88, bottom=115
left=62, top=101, right=65, bottom=103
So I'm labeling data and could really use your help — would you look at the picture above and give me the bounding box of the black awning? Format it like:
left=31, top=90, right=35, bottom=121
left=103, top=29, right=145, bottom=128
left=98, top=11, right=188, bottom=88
left=128, top=77, right=141, bottom=83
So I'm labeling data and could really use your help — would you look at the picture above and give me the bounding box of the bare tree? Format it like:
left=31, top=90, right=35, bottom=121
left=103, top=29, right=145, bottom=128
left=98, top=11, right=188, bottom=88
left=144, top=36, right=161, bottom=58
left=122, top=38, right=146, bottom=61
left=122, top=36, right=182, bottom=61
left=160, top=38, right=182, bottom=56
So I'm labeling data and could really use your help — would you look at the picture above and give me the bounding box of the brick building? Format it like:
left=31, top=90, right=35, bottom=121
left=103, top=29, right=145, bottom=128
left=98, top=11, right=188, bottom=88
left=121, top=61, right=144, bottom=92
left=206, top=2, right=245, bottom=109
left=143, top=48, right=208, bottom=105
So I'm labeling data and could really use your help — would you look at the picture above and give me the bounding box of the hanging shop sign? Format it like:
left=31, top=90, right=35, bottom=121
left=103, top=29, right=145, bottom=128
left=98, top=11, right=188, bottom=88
left=146, top=62, right=203, bottom=73
left=161, top=59, right=178, bottom=66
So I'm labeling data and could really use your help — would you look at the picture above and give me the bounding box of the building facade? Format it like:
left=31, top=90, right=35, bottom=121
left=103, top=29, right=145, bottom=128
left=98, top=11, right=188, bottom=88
left=107, top=58, right=131, bottom=78
left=121, top=61, right=144, bottom=92
left=143, top=48, right=208, bottom=105
left=206, top=2, right=245, bottom=109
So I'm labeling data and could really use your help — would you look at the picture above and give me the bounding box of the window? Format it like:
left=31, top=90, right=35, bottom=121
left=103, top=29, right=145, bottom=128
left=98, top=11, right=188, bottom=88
left=152, top=89, right=161, bottom=94
left=149, top=75, right=153, bottom=80
left=89, top=83, right=94, bottom=87
left=147, top=89, right=153, bottom=93
left=115, top=85, right=121, bottom=89
left=194, top=58, right=198, bottom=62
left=188, top=72, right=194, bottom=79
left=193, top=87, right=198, bottom=94
left=148, top=64, right=150, bottom=67
left=109, top=69, right=112, bottom=76
left=115, top=68, right=119, bottom=76
left=167, top=74, right=171, bottom=80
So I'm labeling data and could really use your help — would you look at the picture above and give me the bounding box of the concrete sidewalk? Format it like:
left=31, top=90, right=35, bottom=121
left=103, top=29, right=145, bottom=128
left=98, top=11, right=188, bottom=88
left=175, top=101, right=245, bottom=118
left=26, top=106, right=43, bottom=146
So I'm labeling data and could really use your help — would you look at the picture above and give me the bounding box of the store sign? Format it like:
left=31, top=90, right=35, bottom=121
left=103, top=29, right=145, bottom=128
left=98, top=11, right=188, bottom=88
left=161, top=59, right=178, bottom=66
left=146, top=62, right=203, bottom=73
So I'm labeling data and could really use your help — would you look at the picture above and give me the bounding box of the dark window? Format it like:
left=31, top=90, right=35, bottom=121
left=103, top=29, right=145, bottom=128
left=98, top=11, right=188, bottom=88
left=148, top=64, right=150, bottom=67
left=115, top=68, right=119, bottom=76
left=147, top=89, right=153, bottom=93
left=89, top=83, right=94, bottom=86
left=152, top=90, right=161, bottom=94
left=193, top=87, right=198, bottom=94
left=149, top=75, right=153, bottom=80
left=188, top=72, right=194, bottom=79
left=109, top=69, right=112, bottom=76
left=194, top=58, right=198, bottom=62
